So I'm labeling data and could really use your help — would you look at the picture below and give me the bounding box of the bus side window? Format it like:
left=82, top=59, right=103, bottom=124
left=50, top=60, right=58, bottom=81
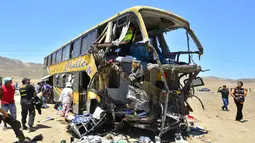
left=54, top=74, right=60, bottom=87
left=63, top=44, right=70, bottom=61
left=60, top=74, right=66, bottom=88
left=67, top=74, right=74, bottom=85
left=56, top=48, right=63, bottom=63
left=52, top=52, right=56, bottom=64
left=48, top=55, right=52, bottom=66
left=81, top=29, right=98, bottom=55
left=107, top=69, right=120, bottom=88
left=44, top=57, right=47, bottom=68
left=72, top=38, right=81, bottom=58
left=70, top=44, right=74, bottom=58
left=81, top=35, right=88, bottom=55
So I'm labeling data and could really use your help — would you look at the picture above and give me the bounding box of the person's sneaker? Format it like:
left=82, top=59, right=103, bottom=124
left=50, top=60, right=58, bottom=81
left=221, top=106, right=225, bottom=111
left=239, top=119, right=245, bottom=123
left=22, top=125, right=28, bottom=130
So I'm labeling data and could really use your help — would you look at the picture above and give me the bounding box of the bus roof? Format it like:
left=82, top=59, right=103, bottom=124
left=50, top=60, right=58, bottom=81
left=45, top=6, right=190, bottom=57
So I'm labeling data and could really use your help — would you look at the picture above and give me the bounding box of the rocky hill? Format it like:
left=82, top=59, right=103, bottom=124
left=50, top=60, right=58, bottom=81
left=0, top=56, right=43, bottom=80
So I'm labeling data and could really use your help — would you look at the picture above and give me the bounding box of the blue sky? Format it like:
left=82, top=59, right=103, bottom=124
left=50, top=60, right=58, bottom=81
left=0, top=0, right=254, bottom=79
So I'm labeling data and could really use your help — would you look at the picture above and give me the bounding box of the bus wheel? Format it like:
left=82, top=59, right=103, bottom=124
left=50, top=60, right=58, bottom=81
left=90, top=99, right=98, bottom=114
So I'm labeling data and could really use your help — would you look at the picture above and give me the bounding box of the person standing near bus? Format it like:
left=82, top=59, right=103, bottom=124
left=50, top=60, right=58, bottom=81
left=36, top=82, right=42, bottom=94
left=19, top=78, right=36, bottom=131
left=41, top=81, right=50, bottom=108
left=1, top=77, right=17, bottom=130
left=230, top=81, right=247, bottom=122
left=218, top=85, right=229, bottom=111
left=58, top=82, right=73, bottom=122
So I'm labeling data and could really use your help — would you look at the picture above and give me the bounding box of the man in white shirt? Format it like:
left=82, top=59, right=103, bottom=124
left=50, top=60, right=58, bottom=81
left=58, top=82, right=73, bottom=120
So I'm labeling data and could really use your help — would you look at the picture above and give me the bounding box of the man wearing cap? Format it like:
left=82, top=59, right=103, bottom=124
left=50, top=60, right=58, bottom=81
left=1, top=77, right=17, bottom=130
left=19, top=78, right=36, bottom=131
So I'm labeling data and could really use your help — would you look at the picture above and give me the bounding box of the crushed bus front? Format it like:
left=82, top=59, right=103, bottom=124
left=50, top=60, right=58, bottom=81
left=86, top=6, right=205, bottom=137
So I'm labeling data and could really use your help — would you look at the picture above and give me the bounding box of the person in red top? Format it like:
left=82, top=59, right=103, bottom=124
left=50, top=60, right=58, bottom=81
left=1, top=77, right=17, bottom=131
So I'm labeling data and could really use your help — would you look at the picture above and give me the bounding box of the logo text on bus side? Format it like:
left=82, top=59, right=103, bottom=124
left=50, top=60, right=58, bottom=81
left=49, top=54, right=96, bottom=76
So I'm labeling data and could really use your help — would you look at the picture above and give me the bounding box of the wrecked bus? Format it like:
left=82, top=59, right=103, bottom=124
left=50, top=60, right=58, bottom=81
left=43, top=6, right=205, bottom=137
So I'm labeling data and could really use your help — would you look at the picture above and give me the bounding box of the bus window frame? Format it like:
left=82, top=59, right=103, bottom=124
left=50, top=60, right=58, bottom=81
left=56, top=48, right=63, bottom=63
left=62, top=44, right=71, bottom=61
left=81, top=29, right=98, bottom=55
left=60, top=74, right=66, bottom=88
left=54, top=74, right=60, bottom=87
left=71, top=38, right=82, bottom=58
left=52, top=52, right=56, bottom=64
left=47, top=55, right=52, bottom=66
left=117, top=14, right=129, bottom=27
left=44, top=57, right=48, bottom=68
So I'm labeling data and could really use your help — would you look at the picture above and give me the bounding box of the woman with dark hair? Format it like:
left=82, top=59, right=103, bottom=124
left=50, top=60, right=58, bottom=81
left=230, top=81, right=247, bottom=122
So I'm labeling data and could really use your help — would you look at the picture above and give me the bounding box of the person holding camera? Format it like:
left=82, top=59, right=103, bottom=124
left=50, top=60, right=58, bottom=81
left=230, top=81, right=247, bottom=122
left=218, top=85, right=229, bottom=111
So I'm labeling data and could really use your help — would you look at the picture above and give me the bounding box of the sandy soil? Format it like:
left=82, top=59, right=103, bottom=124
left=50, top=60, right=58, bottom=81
left=1, top=90, right=255, bottom=142
left=187, top=91, right=255, bottom=143
left=0, top=95, right=71, bottom=143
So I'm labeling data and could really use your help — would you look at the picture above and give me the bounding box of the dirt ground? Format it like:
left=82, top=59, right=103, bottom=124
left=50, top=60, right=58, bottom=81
left=1, top=90, right=255, bottom=142
left=0, top=95, right=71, bottom=143
left=187, top=91, right=255, bottom=143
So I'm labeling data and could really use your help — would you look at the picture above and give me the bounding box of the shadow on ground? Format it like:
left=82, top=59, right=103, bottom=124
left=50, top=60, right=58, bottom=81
left=188, top=126, right=208, bottom=136
left=35, top=124, right=52, bottom=129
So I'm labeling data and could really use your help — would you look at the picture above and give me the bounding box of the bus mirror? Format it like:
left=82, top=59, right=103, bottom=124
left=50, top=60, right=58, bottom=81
left=184, top=77, right=204, bottom=87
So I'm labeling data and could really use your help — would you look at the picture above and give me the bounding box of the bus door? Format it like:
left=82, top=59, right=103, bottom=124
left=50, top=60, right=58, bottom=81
left=72, top=72, right=90, bottom=114
left=72, top=72, right=80, bottom=114
left=79, top=71, right=90, bottom=113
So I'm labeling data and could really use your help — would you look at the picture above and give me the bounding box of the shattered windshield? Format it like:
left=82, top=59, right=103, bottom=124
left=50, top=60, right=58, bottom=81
left=164, top=28, right=200, bottom=64
left=140, top=10, right=201, bottom=65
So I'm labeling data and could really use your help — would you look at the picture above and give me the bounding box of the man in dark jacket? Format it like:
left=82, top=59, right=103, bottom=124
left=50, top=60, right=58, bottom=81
left=218, top=85, right=229, bottom=111
left=19, top=78, right=36, bottom=132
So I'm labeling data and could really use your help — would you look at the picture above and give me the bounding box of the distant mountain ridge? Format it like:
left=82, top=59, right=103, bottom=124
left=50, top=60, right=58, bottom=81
left=202, top=76, right=255, bottom=83
left=0, top=56, right=254, bottom=82
left=0, top=56, right=43, bottom=80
